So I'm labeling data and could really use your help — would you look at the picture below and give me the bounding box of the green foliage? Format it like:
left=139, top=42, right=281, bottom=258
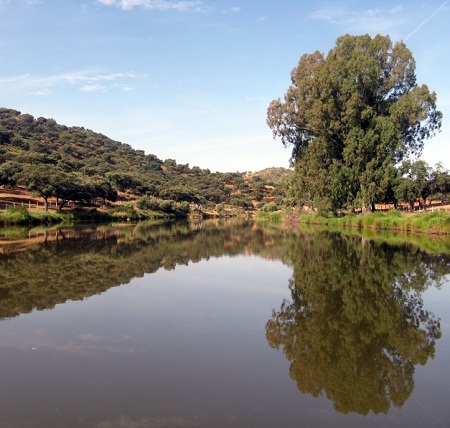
left=257, top=211, right=282, bottom=222
left=19, top=164, right=57, bottom=209
left=229, top=194, right=253, bottom=209
left=429, top=162, right=450, bottom=203
left=0, top=205, right=79, bottom=225
left=260, top=201, right=278, bottom=212
left=137, top=196, right=175, bottom=213
left=266, top=231, right=447, bottom=415
left=0, top=127, right=11, bottom=144
left=0, top=205, right=32, bottom=224
left=296, top=210, right=450, bottom=235
left=268, top=34, right=442, bottom=213
left=29, top=210, right=67, bottom=224
left=135, top=196, right=190, bottom=218
left=0, top=161, right=22, bottom=186
left=0, top=108, right=288, bottom=213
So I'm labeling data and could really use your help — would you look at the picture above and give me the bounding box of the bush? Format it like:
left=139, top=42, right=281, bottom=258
left=1, top=205, right=32, bottom=224
left=261, top=201, right=278, bottom=212
left=136, top=196, right=189, bottom=216
left=143, top=197, right=174, bottom=213
left=175, top=201, right=190, bottom=216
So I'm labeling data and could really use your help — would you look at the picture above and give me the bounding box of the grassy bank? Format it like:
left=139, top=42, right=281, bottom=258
left=257, top=209, right=450, bottom=255
left=258, top=209, right=450, bottom=235
left=296, top=210, right=450, bottom=235
left=0, top=206, right=73, bottom=225
left=0, top=205, right=177, bottom=226
left=256, top=211, right=283, bottom=223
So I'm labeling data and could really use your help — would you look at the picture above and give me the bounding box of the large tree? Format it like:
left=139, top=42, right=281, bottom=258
left=267, top=34, right=442, bottom=213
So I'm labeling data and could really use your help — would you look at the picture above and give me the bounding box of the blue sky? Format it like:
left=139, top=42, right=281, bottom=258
left=1, top=0, right=449, bottom=172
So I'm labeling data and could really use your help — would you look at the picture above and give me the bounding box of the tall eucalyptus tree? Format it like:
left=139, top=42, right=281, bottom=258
left=267, top=34, right=442, bottom=213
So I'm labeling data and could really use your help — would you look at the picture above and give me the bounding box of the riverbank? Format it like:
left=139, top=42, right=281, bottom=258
left=259, top=209, right=450, bottom=235
left=0, top=205, right=179, bottom=226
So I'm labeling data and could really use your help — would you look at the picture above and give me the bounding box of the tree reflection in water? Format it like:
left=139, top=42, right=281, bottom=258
left=0, top=220, right=289, bottom=319
left=1, top=220, right=449, bottom=417
left=266, top=231, right=448, bottom=415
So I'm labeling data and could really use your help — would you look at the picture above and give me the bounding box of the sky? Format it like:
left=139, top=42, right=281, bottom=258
left=1, top=0, right=449, bottom=172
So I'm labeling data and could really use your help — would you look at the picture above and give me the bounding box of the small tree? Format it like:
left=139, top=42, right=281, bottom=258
left=0, top=161, right=22, bottom=187
left=19, top=164, right=59, bottom=210
left=88, top=177, right=118, bottom=204
left=429, top=163, right=450, bottom=204
left=54, top=173, right=88, bottom=210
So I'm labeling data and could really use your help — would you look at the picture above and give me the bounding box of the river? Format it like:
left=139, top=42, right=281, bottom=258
left=0, top=220, right=449, bottom=427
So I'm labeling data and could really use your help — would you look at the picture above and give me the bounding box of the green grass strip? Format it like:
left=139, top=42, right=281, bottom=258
left=296, top=210, right=450, bottom=235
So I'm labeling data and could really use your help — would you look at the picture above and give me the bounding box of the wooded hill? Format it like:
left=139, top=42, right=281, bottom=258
left=0, top=108, right=290, bottom=215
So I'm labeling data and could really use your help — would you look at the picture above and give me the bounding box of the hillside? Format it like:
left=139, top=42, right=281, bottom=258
left=0, top=108, right=290, bottom=216
left=245, top=167, right=290, bottom=184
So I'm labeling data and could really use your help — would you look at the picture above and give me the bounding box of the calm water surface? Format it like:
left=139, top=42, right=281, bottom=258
left=0, top=220, right=449, bottom=427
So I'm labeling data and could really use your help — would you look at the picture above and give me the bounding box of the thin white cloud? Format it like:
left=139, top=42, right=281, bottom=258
left=1, top=0, right=43, bottom=4
left=245, top=95, right=266, bottom=102
left=310, top=5, right=406, bottom=35
left=97, top=0, right=203, bottom=12
left=30, top=90, right=49, bottom=96
left=404, top=0, right=450, bottom=41
left=80, top=84, right=105, bottom=92
left=221, top=6, right=241, bottom=14
left=64, top=71, right=141, bottom=84
left=0, top=70, right=147, bottom=94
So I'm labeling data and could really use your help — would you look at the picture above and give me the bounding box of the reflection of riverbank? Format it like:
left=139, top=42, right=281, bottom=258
left=298, top=225, right=450, bottom=255
left=0, top=224, right=134, bottom=254
left=276, top=210, right=450, bottom=255
left=275, top=209, right=450, bottom=237
left=0, top=220, right=289, bottom=320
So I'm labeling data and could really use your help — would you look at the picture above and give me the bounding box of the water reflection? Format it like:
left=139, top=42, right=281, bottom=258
left=1, top=221, right=450, bottom=426
left=0, top=220, right=288, bottom=319
left=266, top=231, right=450, bottom=416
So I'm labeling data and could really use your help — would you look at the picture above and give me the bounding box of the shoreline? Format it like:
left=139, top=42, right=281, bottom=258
left=259, top=209, right=450, bottom=236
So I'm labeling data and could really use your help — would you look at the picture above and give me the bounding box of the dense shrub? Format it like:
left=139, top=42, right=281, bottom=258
left=136, top=196, right=177, bottom=214
left=0, top=205, right=32, bottom=224
left=260, top=201, right=278, bottom=212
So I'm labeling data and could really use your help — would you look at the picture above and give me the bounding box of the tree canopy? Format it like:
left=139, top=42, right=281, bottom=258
left=267, top=34, right=442, bottom=213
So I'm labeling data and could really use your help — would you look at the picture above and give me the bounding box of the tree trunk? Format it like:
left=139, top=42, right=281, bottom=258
left=58, top=199, right=68, bottom=211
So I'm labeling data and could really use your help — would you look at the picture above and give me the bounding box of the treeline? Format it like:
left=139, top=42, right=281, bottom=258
left=0, top=108, right=289, bottom=215
left=284, top=158, right=450, bottom=213
left=393, top=160, right=450, bottom=210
